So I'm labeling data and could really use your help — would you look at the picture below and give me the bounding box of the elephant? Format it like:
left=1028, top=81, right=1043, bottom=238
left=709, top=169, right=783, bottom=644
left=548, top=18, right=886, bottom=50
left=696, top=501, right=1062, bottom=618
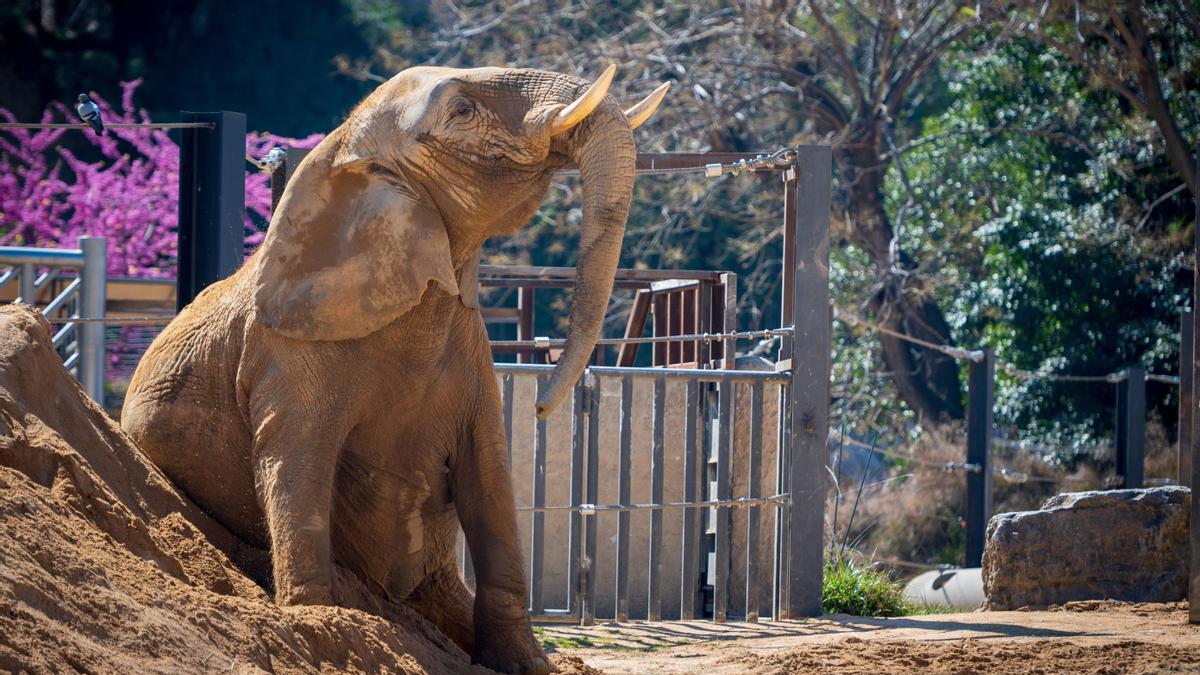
left=120, top=64, right=667, bottom=673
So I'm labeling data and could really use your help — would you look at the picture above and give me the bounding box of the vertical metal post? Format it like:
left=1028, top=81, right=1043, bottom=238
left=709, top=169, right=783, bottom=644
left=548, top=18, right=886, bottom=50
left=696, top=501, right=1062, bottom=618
left=965, top=349, right=994, bottom=568
left=568, top=380, right=586, bottom=615
left=773, top=383, right=790, bottom=618
left=1189, top=143, right=1200, bottom=624
left=78, top=236, right=107, bottom=404
left=720, top=273, right=738, bottom=369
left=1180, top=310, right=1194, bottom=487
left=778, top=174, right=797, bottom=362
left=1116, top=367, right=1146, bottom=489
left=615, top=374, right=633, bottom=622
left=785, top=145, right=832, bottom=619
left=530, top=375, right=548, bottom=614
left=177, top=111, right=246, bottom=310
left=648, top=378, right=666, bottom=621
left=713, top=379, right=733, bottom=623
left=17, top=263, right=34, bottom=304
left=680, top=380, right=702, bottom=620
left=518, top=287, right=535, bottom=364
left=745, top=382, right=763, bottom=621
left=582, top=373, right=601, bottom=626
left=269, top=147, right=311, bottom=216
left=503, top=374, right=515, bottom=465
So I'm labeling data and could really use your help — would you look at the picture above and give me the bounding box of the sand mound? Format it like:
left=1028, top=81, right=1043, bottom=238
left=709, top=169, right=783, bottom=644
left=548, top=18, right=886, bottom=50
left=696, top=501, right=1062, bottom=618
left=0, top=306, right=586, bottom=674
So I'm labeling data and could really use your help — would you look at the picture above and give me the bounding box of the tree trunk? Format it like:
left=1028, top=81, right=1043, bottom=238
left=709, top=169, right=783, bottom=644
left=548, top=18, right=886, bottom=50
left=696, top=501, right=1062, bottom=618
left=839, top=139, right=965, bottom=423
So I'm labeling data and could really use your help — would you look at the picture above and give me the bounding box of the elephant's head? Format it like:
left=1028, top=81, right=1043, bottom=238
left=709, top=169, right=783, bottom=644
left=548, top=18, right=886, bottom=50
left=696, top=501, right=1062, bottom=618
left=254, top=65, right=668, bottom=418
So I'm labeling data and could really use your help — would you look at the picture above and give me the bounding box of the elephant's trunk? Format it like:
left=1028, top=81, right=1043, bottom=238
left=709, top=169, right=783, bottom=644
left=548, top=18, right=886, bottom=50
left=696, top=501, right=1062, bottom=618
left=535, top=101, right=636, bottom=419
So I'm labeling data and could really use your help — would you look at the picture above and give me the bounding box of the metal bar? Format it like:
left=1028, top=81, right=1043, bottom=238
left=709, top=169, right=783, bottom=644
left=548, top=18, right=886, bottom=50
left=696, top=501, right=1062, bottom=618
left=668, top=291, right=682, bottom=365
left=680, top=380, right=701, bottom=620
left=177, top=111, right=246, bottom=310
left=583, top=373, right=600, bottom=626
left=713, top=380, right=733, bottom=623
left=518, top=287, right=535, bottom=364
left=18, top=263, right=34, bottom=304
left=965, top=348, right=994, bottom=568
left=503, top=374, right=515, bottom=466
left=746, top=382, right=763, bottom=622
left=0, top=122, right=214, bottom=130
left=1116, top=367, right=1146, bottom=489
left=78, top=237, right=107, bottom=404
left=1181, top=310, right=1194, bottom=488
left=773, top=383, right=790, bottom=619
left=779, top=174, right=797, bottom=361
left=648, top=378, right=666, bottom=621
left=721, top=273, right=738, bottom=369
left=615, top=374, right=633, bottom=622
left=52, top=322, right=76, bottom=348
left=568, top=380, right=586, bottom=615
left=786, top=145, right=832, bottom=619
left=684, top=287, right=697, bottom=363
left=0, top=247, right=83, bottom=267
left=40, top=278, right=81, bottom=317
left=698, top=282, right=713, bottom=368
left=0, top=269, right=14, bottom=290
left=478, top=264, right=723, bottom=282
left=481, top=278, right=659, bottom=290
left=518, top=494, right=789, bottom=513
left=617, top=289, right=652, bottom=366
left=491, top=363, right=790, bottom=384
left=1190, top=142, right=1200, bottom=624
left=653, top=293, right=666, bottom=366
left=530, top=375, right=548, bottom=614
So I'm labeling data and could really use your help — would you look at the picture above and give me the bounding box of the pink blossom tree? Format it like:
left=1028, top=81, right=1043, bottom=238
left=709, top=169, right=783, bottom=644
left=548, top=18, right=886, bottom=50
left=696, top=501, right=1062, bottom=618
left=0, top=79, right=323, bottom=277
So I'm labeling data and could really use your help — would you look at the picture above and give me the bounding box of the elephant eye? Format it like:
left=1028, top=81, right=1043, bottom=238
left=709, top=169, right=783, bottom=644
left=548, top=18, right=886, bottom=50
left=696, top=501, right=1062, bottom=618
left=450, top=98, right=475, bottom=119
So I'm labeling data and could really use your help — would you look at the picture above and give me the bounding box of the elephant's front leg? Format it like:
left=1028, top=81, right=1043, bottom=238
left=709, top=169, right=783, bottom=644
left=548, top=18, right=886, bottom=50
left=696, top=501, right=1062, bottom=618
left=252, top=407, right=346, bottom=606
left=452, top=410, right=550, bottom=675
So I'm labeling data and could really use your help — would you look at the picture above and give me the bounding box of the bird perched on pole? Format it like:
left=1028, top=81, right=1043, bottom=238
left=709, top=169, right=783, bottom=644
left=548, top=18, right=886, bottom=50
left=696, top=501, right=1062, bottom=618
left=75, top=94, right=103, bottom=135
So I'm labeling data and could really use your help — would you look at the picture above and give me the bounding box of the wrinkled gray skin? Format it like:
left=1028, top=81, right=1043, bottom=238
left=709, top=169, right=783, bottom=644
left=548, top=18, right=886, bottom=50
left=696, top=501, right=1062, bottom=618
left=121, top=66, right=638, bottom=674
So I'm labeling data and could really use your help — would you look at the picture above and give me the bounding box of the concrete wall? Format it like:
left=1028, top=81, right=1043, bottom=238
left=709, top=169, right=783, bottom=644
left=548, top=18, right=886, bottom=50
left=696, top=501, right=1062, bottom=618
left=463, top=373, right=783, bottom=621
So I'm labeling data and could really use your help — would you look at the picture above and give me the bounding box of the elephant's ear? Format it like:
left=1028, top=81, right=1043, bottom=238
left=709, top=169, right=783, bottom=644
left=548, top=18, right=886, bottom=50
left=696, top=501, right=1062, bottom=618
left=253, top=159, right=459, bottom=341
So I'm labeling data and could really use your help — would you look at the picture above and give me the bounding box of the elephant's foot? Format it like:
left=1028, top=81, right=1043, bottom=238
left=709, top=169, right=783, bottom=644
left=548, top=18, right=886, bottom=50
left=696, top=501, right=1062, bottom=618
left=473, top=625, right=550, bottom=675
left=472, top=588, right=550, bottom=675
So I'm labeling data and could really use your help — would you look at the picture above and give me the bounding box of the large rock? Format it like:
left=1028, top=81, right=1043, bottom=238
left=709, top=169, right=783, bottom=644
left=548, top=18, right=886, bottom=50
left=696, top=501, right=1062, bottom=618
left=982, top=487, right=1189, bottom=610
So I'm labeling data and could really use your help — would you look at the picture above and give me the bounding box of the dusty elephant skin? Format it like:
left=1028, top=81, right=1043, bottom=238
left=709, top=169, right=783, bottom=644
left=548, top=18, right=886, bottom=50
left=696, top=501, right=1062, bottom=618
left=982, top=487, right=1190, bottom=610
left=121, top=65, right=665, bottom=674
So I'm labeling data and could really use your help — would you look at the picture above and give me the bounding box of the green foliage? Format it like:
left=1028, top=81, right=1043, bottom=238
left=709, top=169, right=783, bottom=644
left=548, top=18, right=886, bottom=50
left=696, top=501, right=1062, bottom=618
left=822, top=557, right=914, bottom=617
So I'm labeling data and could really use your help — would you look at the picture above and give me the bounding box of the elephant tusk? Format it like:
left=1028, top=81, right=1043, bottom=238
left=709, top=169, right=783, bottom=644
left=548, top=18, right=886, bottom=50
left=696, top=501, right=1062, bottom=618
left=550, top=64, right=617, bottom=136
left=624, top=81, right=671, bottom=130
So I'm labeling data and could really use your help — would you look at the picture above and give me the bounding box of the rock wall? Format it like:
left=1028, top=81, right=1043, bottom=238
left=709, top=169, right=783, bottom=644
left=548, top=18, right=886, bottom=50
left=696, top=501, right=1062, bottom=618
left=982, top=487, right=1189, bottom=610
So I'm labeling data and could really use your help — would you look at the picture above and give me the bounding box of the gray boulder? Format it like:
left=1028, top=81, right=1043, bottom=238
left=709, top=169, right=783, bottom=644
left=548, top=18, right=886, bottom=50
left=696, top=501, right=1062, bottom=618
left=982, top=486, right=1189, bottom=610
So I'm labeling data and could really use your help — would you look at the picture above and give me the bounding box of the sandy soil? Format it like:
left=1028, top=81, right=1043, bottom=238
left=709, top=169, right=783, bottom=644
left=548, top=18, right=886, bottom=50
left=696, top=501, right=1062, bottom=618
left=540, top=601, right=1200, bottom=674
left=2, top=304, right=1198, bottom=675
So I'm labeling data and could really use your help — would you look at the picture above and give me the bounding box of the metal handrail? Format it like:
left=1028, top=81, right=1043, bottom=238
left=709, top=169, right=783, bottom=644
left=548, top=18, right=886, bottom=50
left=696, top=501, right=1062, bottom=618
left=0, top=246, right=86, bottom=268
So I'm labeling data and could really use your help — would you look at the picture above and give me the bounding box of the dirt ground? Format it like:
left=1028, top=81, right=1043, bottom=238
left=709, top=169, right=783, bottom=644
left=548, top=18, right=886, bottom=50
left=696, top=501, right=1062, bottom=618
left=3, top=306, right=1200, bottom=675
left=540, top=601, right=1200, bottom=674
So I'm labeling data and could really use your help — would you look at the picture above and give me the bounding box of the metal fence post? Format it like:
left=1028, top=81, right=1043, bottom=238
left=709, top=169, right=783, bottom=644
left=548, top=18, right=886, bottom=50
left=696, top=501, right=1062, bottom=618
left=177, top=111, right=246, bottom=310
left=1189, top=143, right=1200, bottom=624
left=78, top=236, right=107, bottom=404
left=785, top=145, right=832, bottom=619
left=17, top=263, right=34, bottom=304
left=1180, top=310, right=1194, bottom=487
left=965, top=348, right=994, bottom=568
left=1116, top=367, right=1146, bottom=489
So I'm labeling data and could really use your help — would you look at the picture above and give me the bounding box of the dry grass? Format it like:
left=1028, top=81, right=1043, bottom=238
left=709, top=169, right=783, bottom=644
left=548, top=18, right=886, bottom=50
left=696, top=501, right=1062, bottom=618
left=830, top=417, right=1181, bottom=572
